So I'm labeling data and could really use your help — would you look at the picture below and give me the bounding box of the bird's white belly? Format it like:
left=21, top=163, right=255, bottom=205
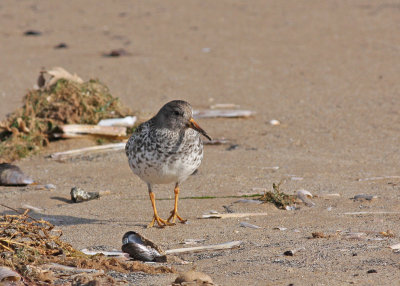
left=129, top=153, right=201, bottom=185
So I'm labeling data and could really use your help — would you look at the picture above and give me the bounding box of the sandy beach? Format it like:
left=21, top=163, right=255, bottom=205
left=1, top=1, right=400, bottom=285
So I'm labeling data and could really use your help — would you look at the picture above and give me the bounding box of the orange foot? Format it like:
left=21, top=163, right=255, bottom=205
left=147, top=214, right=175, bottom=228
left=167, top=210, right=187, bottom=224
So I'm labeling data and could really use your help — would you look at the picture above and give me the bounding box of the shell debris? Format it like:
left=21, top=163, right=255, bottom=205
left=0, top=163, right=34, bottom=186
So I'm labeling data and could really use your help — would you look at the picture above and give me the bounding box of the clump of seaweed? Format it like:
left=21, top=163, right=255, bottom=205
left=258, top=180, right=296, bottom=209
left=0, top=68, right=131, bottom=163
left=0, top=205, right=174, bottom=284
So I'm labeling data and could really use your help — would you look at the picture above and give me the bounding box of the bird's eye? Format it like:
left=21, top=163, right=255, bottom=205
left=174, top=111, right=181, bottom=116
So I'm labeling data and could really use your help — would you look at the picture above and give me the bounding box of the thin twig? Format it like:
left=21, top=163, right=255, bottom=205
left=0, top=203, right=39, bottom=222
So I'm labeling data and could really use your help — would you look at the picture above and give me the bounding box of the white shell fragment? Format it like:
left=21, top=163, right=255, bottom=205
left=98, top=116, right=137, bottom=127
left=296, top=189, right=315, bottom=207
left=261, top=166, right=280, bottom=171
left=0, top=266, right=21, bottom=282
left=181, top=238, right=206, bottom=245
left=240, top=222, right=261, bottom=229
left=273, top=227, right=287, bottom=231
left=389, top=243, right=400, bottom=251
left=175, top=270, right=213, bottom=284
left=0, top=163, right=34, bottom=186
left=269, top=119, right=280, bottom=126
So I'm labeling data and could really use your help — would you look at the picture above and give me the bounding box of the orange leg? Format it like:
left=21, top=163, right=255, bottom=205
left=167, top=183, right=187, bottom=223
left=147, top=189, right=174, bottom=228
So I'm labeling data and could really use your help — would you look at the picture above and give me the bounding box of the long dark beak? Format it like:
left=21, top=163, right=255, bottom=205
left=189, top=118, right=211, bottom=141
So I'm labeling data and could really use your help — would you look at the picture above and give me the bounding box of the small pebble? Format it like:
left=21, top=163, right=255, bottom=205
left=240, top=222, right=261, bottom=229
left=226, top=144, right=239, bottom=151
left=24, top=30, right=41, bottom=36
left=44, top=184, right=56, bottom=191
left=103, top=48, right=130, bottom=57
left=352, top=194, right=377, bottom=201
left=367, top=269, right=377, bottom=274
left=54, top=42, right=68, bottom=49
left=284, top=250, right=294, bottom=256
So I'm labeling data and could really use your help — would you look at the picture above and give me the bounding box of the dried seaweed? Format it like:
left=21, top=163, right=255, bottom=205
left=0, top=206, right=174, bottom=284
left=0, top=72, right=131, bottom=163
left=258, top=181, right=296, bottom=209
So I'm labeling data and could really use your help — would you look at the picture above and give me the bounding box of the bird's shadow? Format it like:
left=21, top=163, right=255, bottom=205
left=50, top=196, right=71, bottom=203
left=0, top=208, right=154, bottom=229
left=0, top=209, right=100, bottom=226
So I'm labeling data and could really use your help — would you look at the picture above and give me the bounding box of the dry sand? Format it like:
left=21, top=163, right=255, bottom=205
left=1, top=1, right=400, bottom=285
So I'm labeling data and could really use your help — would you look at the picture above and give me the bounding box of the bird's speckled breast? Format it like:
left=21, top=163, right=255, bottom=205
left=125, top=121, right=203, bottom=184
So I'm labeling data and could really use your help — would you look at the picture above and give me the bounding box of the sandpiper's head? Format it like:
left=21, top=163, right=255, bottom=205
left=155, top=100, right=211, bottom=140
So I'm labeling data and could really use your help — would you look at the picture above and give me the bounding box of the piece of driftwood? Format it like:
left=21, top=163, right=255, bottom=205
left=98, top=116, right=137, bottom=127
left=200, top=212, right=268, bottom=219
left=54, top=124, right=126, bottom=138
left=40, top=263, right=104, bottom=274
left=80, top=249, right=127, bottom=257
left=45, top=67, right=84, bottom=87
left=357, top=176, right=400, bottom=182
left=21, top=204, right=44, bottom=213
left=342, top=211, right=400, bottom=215
left=203, top=138, right=230, bottom=145
left=49, top=142, right=126, bottom=160
left=49, top=137, right=228, bottom=161
left=82, top=241, right=242, bottom=257
left=315, top=193, right=341, bottom=198
left=165, top=241, right=242, bottom=254
left=193, top=109, right=256, bottom=119
left=210, top=103, right=240, bottom=109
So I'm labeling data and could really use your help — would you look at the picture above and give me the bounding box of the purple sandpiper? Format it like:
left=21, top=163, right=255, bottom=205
left=125, top=100, right=211, bottom=228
